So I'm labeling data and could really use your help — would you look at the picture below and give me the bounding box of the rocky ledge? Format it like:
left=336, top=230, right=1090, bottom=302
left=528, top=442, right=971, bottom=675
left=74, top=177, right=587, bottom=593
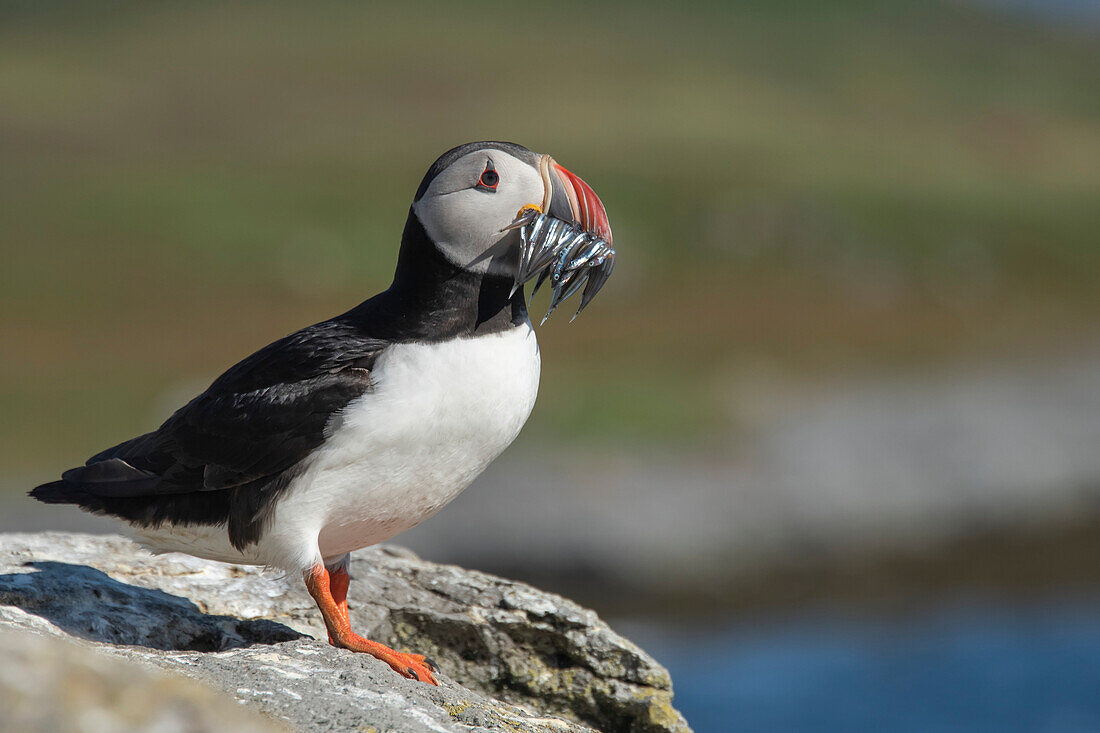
left=0, top=532, right=689, bottom=733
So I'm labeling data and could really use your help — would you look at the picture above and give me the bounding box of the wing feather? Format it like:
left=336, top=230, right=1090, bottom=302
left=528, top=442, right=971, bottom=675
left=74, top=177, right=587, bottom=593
left=31, top=313, right=387, bottom=549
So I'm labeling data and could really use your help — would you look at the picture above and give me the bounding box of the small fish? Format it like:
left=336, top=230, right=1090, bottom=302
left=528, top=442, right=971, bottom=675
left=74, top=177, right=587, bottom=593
left=504, top=210, right=616, bottom=323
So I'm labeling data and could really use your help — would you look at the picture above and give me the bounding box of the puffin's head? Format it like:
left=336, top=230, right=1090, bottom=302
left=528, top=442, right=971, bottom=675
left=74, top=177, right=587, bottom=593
left=411, top=141, right=612, bottom=279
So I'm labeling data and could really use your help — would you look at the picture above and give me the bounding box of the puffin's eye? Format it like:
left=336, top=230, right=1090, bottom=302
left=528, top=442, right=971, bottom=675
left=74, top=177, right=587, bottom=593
left=477, top=162, right=499, bottom=191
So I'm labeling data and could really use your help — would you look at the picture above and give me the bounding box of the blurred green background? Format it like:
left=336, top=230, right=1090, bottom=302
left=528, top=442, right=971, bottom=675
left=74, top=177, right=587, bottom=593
left=3, top=2, right=1100, bottom=730
left=3, top=1, right=1098, bottom=471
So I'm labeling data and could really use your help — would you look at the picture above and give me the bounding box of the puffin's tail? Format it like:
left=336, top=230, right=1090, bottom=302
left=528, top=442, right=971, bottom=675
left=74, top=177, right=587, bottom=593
left=30, top=453, right=233, bottom=531
left=29, top=478, right=88, bottom=504
left=30, top=429, right=167, bottom=509
left=30, top=459, right=161, bottom=506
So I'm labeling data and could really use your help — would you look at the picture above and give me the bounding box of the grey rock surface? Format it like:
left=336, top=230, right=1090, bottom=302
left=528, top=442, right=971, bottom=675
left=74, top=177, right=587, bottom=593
left=0, top=532, right=689, bottom=733
left=0, top=628, right=285, bottom=733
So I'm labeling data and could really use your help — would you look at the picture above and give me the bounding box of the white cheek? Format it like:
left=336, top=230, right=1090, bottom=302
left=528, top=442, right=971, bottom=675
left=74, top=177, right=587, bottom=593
left=415, top=190, right=500, bottom=265
left=412, top=151, right=545, bottom=273
left=415, top=184, right=542, bottom=272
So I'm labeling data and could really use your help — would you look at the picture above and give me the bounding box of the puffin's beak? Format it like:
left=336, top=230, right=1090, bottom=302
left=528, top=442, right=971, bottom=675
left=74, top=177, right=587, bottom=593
left=505, top=154, right=616, bottom=322
left=538, top=155, right=613, bottom=246
left=549, top=161, right=613, bottom=246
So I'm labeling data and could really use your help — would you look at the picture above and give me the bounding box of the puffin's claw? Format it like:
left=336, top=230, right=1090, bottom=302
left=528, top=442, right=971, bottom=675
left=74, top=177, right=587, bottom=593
left=506, top=210, right=616, bottom=323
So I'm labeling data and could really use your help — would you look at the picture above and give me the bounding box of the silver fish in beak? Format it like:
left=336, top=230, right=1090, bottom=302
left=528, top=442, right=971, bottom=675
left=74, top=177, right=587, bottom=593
left=504, top=155, right=616, bottom=323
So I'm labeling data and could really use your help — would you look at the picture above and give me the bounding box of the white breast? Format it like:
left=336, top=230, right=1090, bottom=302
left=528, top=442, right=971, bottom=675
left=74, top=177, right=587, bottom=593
left=130, top=323, right=539, bottom=567
left=286, top=321, right=543, bottom=566
left=130, top=322, right=540, bottom=570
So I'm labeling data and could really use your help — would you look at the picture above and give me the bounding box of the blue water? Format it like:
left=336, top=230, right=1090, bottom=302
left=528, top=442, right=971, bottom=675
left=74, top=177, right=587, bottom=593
left=630, top=599, right=1100, bottom=733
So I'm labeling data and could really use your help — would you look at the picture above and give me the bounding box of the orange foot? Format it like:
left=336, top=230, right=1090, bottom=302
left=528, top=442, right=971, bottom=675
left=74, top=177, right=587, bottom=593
left=330, top=632, right=438, bottom=684
left=305, top=562, right=440, bottom=685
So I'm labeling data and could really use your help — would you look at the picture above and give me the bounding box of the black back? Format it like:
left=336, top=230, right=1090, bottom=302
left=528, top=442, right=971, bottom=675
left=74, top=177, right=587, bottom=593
left=31, top=209, right=529, bottom=549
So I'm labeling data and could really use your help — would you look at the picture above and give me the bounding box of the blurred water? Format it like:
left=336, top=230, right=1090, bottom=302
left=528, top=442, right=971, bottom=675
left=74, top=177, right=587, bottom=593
left=627, top=599, right=1100, bottom=733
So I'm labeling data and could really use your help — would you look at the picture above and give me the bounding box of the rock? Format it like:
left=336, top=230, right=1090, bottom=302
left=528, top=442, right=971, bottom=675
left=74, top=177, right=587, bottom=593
left=0, top=628, right=284, bottom=733
left=0, top=532, right=690, bottom=733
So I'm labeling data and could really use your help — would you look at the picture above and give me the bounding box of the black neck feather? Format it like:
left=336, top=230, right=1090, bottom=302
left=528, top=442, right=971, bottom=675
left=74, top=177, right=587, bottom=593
left=344, top=209, right=527, bottom=342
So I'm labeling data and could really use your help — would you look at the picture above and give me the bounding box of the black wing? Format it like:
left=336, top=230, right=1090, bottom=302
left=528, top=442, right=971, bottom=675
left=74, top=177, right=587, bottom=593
left=32, top=314, right=387, bottom=549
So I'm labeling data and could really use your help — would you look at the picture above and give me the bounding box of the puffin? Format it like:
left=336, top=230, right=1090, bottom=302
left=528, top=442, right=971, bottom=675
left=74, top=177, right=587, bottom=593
left=31, top=141, right=613, bottom=686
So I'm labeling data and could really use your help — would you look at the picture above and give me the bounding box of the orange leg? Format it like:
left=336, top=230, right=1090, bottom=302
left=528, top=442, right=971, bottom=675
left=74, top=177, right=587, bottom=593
left=304, top=563, right=438, bottom=685
left=327, top=564, right=350, bottom=645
